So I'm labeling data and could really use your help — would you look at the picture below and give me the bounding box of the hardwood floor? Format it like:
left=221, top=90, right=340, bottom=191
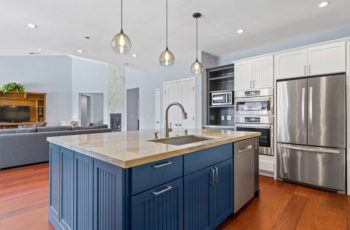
left=0, top=163, right=349, bottom=230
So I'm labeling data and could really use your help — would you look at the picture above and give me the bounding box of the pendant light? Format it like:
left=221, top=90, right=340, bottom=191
left=191, top=13, right=204, bottom=75
left=159, top=0, right=175, bottom=66
left=111, top=0, right=132, bottom=54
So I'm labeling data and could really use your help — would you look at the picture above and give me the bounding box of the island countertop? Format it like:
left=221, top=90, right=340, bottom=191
left=47, top=129, right=260, bottom=168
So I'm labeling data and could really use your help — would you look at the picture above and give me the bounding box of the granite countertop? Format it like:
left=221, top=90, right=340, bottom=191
left=47, top=129, right=260, bottom=168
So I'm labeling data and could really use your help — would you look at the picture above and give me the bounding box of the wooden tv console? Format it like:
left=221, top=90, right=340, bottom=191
left=0, top=91, right=46, bottom=128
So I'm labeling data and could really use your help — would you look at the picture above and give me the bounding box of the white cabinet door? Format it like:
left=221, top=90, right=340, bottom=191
left=235, top=60, right=252, bottom=91
left=252, top=55, right=274, bottom=89
left=164, top=82, right=180, bottom=130
left=179, top=79, right=196, bottom=129
left=274, top=49, right=308, bottom=79
left=308, top=41, right=346, bottom=75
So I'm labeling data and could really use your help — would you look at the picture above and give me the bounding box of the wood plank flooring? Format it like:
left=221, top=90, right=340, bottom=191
left=0, top=163, right=349, bottom=230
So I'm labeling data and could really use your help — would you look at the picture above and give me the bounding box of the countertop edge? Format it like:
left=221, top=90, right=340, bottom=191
left=48, top=133, right=260, bottom=169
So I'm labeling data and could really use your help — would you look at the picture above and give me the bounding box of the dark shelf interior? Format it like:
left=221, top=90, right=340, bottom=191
left=206, top=64, right=235, bottom=126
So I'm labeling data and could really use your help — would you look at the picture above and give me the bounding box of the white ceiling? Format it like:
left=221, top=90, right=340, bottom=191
left=1, top=0, right=350, bottom=69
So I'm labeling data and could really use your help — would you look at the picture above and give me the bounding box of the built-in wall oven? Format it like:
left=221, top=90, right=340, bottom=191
left=236, top=116, right=273, bottom=155
left=235, top=88, right=274, bottom=156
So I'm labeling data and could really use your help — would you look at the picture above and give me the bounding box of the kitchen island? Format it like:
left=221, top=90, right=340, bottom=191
left=47, top=129, right=260, bottom=230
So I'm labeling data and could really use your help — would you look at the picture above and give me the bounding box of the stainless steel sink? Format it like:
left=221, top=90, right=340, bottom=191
left=149, top=135, right=214, bottom=146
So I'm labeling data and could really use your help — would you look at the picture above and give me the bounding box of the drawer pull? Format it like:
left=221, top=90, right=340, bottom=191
left=152, top=185, right=172, bottom=196
left=152, top=161, right=172, bottom=168
left=238, top=144, right=253, bottom=153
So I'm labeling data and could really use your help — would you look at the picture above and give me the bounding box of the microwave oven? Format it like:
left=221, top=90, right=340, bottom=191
left=211, top=92, right=233, bottom=106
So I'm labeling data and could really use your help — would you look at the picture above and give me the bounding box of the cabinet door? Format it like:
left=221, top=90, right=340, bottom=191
left=131, top=178, right=183, bottom=230
left=49, top=144, right=60, bottom=218
left=308, top=41, right=346, bottom=75
left=74, top=152, right=94, bottom=230
left=180, top=79, right=196, bottom=129
left=94, top=159, right=125, bottom=230
left=60, top=148, right=74, bottom=230
left=274, top=49, right=308, bottom=79
left=252, top=55, right=274, bottom=89
left=184, top=167, right=213, bottom=230
left=234, top=60, right=252, bottom=91
left=211, top=159, right=233, bottom=228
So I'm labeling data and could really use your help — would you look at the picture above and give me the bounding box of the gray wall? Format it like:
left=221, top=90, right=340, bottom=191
left=0, top=55, right=72, bottom=125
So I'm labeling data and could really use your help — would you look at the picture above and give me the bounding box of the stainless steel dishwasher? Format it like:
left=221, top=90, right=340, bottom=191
left=234, top=138, right=259, bottom=213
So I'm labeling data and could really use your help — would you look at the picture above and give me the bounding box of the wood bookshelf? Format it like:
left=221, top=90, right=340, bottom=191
left=0, top=91, right=46, bottom=128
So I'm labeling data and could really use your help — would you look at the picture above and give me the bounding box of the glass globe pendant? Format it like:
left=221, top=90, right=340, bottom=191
left=111, top=0, right=132, bottom=54
left=159, top=0, right=175, bottom=66
left=191, top=59, right=204, bottom=75
left=190, top=13, right=204, bottom=75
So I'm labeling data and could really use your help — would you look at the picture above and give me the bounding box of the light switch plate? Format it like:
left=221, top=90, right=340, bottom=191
left=227, top=115, right=232, bottom=121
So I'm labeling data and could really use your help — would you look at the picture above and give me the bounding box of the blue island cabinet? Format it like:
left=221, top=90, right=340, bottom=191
left=49, top=143, right=236, bottom=230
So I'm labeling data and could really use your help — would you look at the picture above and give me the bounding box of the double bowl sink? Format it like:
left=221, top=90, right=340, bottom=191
left=149, top=135, right=214, bottom=146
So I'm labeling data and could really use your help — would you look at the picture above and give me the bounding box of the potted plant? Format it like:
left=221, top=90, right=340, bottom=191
left=1, top=82, right=25, bottom=94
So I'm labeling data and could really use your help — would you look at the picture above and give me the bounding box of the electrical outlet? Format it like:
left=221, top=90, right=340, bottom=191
left=227, top=115, right=232, bottom=121
left=221, top=115, right=225, bottom=121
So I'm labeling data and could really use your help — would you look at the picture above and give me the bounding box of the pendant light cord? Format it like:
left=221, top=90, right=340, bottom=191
left=196, top=17, right=198, bottom=60
left=166, top=0, right=168, bottom=48
left=121, top=0, right=123, bottom=31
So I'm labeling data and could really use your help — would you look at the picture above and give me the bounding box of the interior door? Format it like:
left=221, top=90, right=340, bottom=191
left=180, top=79, right=196, bottom=129
left=277, top=79, right=307, bottom=144
left=154, top=89, right=161, bottom=130
left=164, top=82, right=180, bottom=131
left=308, top=75, right=346, bottom=148
left=127, top=88, right=139, bottom=131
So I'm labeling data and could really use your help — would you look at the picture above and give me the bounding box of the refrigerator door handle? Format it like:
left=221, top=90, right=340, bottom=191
left=301, top=87, right=306, bottom=128
left=308, top=86, right=313, bottom=136
left=279, top=144, right=342, bottom=154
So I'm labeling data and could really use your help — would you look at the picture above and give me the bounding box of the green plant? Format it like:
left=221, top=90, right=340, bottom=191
left=2, top=82, right=25, bottom=94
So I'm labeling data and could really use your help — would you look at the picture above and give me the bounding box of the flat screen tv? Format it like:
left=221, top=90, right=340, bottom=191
left=0, top=105, right=31, bottom=122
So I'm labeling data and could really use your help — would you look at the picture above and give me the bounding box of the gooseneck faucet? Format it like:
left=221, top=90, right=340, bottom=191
left=165, top=102, right=188, bottom=137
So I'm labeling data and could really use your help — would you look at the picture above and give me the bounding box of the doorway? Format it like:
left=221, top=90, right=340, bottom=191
left=79, top=93, right=104, bottom=127
left=127, top=88, right=139, bottom=131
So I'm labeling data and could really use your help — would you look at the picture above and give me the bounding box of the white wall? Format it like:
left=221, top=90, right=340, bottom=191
left=0, top=55, right=72, bottom=125
left=71, top=57, right=109, bottom=125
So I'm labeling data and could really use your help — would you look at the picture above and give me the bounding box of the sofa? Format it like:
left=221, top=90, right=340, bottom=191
left=0, top=125, right=111, bottom=169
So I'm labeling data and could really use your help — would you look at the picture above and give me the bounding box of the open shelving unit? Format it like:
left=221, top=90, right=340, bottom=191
left=206, top=64, right=235, bottom=127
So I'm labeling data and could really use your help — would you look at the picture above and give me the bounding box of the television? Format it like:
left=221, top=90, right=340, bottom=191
left=0, top=105, right=31, bottom=122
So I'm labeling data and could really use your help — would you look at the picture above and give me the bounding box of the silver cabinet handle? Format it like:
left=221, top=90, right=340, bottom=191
left=304, top=65, right=307, bottom=75
left=211, top=168, right=215, bottom=185
left=152, top=185, right=172, bottom=196
left=309, top=65, right=311, bottom=74
left=238, top=144, right=253, bottom=153
left=308, top=86, right=313, bottom=136
left=152, top=161, right=172, bottom=168
left=279, top=144, right=342, bottom=154
left=214, top=167, right=219, bottom=184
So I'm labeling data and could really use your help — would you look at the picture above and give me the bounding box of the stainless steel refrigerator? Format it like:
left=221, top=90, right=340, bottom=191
left=277, top=74, right=346, bottom=192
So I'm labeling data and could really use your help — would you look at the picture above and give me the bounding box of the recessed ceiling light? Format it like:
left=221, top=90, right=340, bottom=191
left=27, top=23, right=38, bottom=29
left=132, top=54, right=137, bottom=58
left=37, top=48, right=42, bottom=52
left=77, top=49, right=84, bottom=53
left=318, top=1, right=329, bottom=8
left=237, top=29, right=244, bottom=34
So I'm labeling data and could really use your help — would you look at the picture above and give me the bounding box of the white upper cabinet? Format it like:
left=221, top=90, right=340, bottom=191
left=308, top=41, right=346, bottom=75
left=274, top=49, right=308, bottom=79
left=234, top=60, right=252, bottom=91
left=235, top=55, right=273, bottom=90
left=252, top=55, right=274, bottom=89
left=275, top=41, right=346, bottom=79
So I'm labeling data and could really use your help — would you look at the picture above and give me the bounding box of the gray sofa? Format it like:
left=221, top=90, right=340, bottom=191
left=0, top=125, right=111, bottom=169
